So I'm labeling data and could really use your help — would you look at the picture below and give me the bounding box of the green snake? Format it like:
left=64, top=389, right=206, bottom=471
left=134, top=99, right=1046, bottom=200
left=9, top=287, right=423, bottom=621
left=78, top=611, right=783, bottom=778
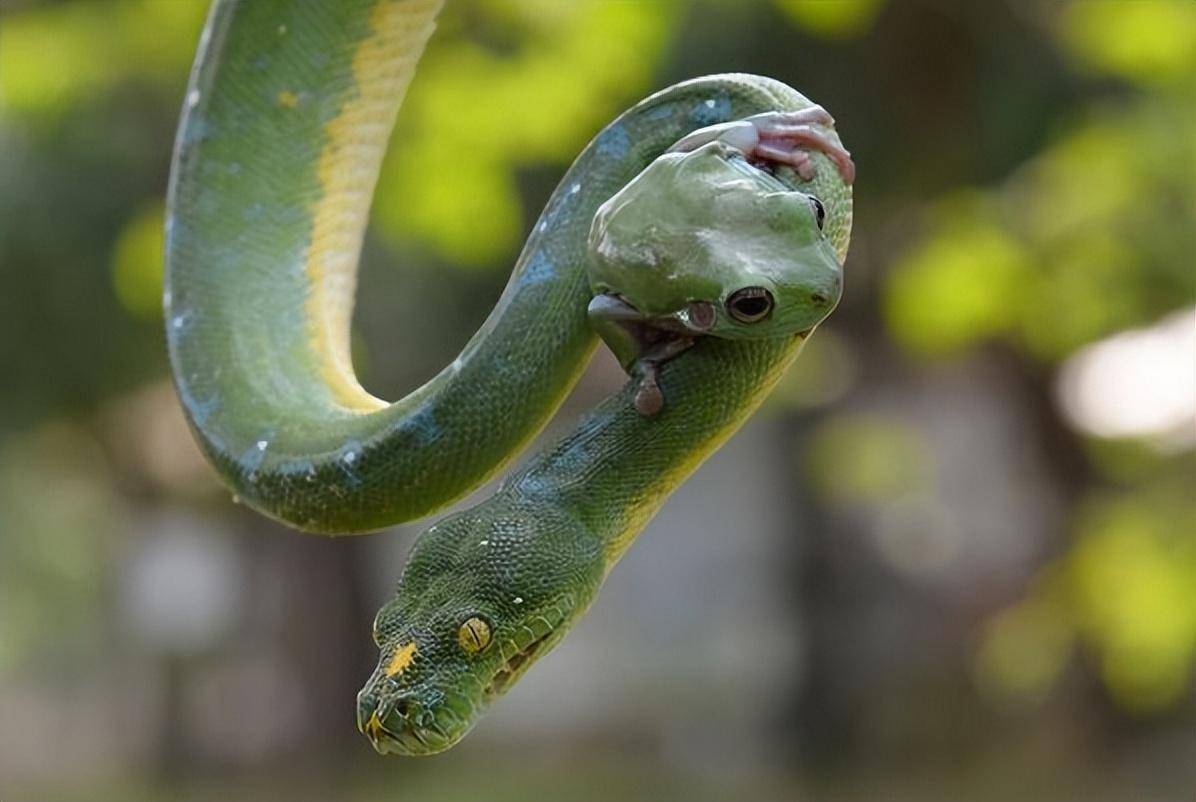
left=166, top=0, right=853, bottom=755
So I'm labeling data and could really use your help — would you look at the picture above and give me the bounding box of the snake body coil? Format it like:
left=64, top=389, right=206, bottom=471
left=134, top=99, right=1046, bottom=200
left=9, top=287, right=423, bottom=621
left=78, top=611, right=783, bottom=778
left=167, top=0, right=852, bottom=754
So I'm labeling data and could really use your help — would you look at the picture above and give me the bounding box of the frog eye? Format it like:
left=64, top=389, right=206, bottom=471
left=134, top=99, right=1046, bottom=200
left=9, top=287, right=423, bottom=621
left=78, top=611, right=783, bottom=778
left=726, top=287, right=774, bottom=323
left=808, top=196, right=826, bottom=230
left=457, top=616, right=492, bottom=654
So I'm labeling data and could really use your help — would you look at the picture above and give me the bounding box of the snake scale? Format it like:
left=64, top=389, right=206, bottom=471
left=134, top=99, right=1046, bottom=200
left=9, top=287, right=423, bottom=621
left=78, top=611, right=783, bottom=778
left=166, top=0, right=852, bottom=754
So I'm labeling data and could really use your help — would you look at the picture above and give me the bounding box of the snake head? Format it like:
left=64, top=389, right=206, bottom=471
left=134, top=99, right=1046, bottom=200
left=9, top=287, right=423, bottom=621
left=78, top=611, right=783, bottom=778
left=357, top=502, right=603, bottom=755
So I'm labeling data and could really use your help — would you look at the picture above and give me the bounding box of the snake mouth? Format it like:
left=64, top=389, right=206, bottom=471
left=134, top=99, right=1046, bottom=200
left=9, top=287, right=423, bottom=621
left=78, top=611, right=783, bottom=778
left=484, top=628, right=556, bottom=700
left=360, top=706, right=447, bottom=756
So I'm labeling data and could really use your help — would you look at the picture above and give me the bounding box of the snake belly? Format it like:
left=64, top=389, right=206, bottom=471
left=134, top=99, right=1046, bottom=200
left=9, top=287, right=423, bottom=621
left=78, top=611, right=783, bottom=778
left=166, top=0, right=852, bottom=754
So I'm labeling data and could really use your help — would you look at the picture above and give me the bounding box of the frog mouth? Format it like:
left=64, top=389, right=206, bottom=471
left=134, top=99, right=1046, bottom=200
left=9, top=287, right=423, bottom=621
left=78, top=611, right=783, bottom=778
left=586, top=293, right=706, bottom=361
left=587, top=293, right=713, bottom=335
left=586, top=292, right=707, bottom=416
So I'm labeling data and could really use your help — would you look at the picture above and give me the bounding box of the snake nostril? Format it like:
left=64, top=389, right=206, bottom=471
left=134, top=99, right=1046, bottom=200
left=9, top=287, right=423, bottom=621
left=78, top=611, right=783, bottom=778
left=393, top=699, right=411, bottom=718
left=357, top=692, right=378, bottom=725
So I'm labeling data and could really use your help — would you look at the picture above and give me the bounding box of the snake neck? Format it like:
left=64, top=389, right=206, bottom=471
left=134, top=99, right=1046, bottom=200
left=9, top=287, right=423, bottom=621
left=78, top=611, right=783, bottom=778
left=509, top=332, right=806, bottom=567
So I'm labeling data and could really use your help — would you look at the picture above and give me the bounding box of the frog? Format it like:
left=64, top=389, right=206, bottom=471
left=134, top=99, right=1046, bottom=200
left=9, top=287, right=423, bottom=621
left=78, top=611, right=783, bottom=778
left=585, top=106, right=854, bottom=415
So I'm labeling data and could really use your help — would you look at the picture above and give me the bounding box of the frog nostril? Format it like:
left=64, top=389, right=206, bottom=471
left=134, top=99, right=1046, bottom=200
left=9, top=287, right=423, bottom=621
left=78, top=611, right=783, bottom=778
left=811, top=292, right=828, bottom=305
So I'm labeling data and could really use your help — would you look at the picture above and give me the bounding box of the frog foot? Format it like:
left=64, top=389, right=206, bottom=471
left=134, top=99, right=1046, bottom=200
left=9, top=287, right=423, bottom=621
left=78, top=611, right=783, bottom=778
left=741, top=106, right=854, bottom=184
left=668, top=105, right=854, bottom=185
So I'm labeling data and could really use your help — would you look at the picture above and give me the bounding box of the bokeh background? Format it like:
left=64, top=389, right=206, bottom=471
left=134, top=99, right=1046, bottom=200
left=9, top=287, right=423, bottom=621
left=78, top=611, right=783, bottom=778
left=1, top=1, right=1194, bottom=800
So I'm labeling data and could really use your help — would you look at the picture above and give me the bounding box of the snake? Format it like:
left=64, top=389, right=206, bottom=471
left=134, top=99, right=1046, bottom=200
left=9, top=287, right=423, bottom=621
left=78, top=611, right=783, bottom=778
left=166, top=0, right=853, bottom=755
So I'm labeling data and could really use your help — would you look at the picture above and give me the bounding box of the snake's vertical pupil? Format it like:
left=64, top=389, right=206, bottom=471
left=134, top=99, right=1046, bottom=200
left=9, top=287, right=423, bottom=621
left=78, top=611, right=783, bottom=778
left=809, top=196, right=826, bottom=230
left=458, top=616, right=492, bottom=654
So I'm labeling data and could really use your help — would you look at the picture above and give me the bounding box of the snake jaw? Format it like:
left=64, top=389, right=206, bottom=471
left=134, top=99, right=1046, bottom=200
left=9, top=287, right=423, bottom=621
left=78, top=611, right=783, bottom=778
left=358, top=704, right=401, bottom=755
left=483, top=627, right=556, bottom=700
left=357, top=689, right=459, bottom=756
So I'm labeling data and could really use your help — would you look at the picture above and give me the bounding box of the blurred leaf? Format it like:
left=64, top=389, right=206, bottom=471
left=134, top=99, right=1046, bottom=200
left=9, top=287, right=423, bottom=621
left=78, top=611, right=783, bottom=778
left=975, top=594, right=1074, bottom=705
left=1017, top=234, right=1144, bottom=359
left=804, top=413, right=932, bottom=503
left=1018, top=122, right=1144, bottom=245
left=372, top=0, right=676, bottom=267
left=0, top=0, right=205, bottom=118
left=768, top=327, right=859, bottom=410
left=0, top=422, right=121, bottom=673
left=884, top=194, right=1033, bottom=357
left=886, top=96, right=1195, bottom=362
left=1067, top=494, right=1196, bottom=712
left=987, top=483, right=1196, bottom=715
left=774, top=0, right=886, bottom=40
left=1059, top=0, right=1196, bottom=86
left=111, top=201, right=165, bottom=320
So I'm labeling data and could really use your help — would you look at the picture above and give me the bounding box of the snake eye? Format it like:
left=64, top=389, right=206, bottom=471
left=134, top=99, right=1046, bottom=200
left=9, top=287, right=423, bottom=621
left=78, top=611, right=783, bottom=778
left=809, top=196, right=826, bottom=230
left=726, top=287, right=774, bottom=324
left=457, top=616, right=492, bottom=654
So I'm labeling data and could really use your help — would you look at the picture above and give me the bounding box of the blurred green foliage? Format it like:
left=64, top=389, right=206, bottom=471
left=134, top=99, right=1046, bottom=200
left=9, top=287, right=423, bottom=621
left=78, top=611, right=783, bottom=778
left=1068, top=491, right=1196, bottom=710
left=1062, top=0, right=1196, bottom=86
left=886, top=103, right=1194, bottom=361
left=774, top=0, right=886, bottom=40
left=880, top=0, right=1196, bottom=715
left=0, top=422, right=117, bottom=673
left=886, top=110, right=1193, bottom=363
left=978, top=488, right=1196, bottom=713
left=804, top=413, right=933, bottom=504
left=886, top=193, right=1033, bottom=357
left=975, top=590, right=1074, bottom=705
left=1, top=1, right=1195, bottom=796
left=0, top=0, right=206, bottom=118
left=111, top=202, right=166, bottom=319
left=374, top=0, right=676, bottom=265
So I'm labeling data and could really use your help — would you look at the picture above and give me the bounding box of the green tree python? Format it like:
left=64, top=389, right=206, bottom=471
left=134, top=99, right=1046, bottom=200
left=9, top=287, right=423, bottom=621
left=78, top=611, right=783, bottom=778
left=166, top=0, right=853, bottom=755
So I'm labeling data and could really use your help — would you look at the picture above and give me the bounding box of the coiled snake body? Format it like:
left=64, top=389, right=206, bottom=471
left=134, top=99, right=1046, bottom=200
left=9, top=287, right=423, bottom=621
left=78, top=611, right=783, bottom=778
left=167, top=0, right=852, bottom=754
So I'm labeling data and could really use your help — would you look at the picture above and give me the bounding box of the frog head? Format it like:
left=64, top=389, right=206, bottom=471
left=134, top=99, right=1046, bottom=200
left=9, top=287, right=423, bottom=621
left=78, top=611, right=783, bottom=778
left=586, top=139, right=843, bottom=370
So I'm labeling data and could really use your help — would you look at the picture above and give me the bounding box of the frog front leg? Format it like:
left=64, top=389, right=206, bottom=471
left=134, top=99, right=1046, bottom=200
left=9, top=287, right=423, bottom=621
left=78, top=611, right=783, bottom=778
left=668, top=105, right=854, bottom=184
left=587, top=295, right=717, bottom=417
